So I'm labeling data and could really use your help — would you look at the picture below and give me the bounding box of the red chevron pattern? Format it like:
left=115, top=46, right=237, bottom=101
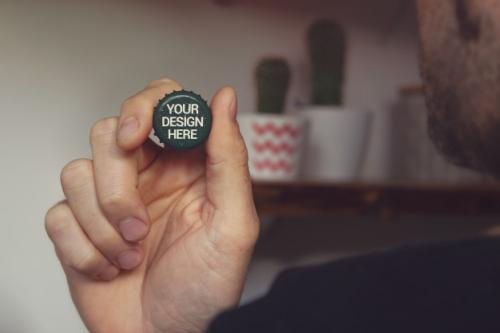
left=253, top=159, right=293, bottom=173
left=252, top=123, right=300, bottom=138
left=252, top=141, right=296, bottom=155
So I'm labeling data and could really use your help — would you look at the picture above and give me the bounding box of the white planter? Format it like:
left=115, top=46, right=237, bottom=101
left=302, top=106, right=372, bottom=181
left=239, top=114, right=308, bottom=181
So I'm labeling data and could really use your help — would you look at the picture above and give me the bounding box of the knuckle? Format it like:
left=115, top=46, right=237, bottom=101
left=121, top=95, right=149, bottom=115
left=99, top=191, right=135, bottom=215
left=90, top=117, right=118, bottom=141
left=70, top=250, right=106, bottom=275
left=93, top=233, right=121, bottom=253
left=234, top=138, right=249, bottom=164
left=60, top=159, right=92, bottom=190
left=226, top=139, right=249, bottom=168
left=45, top=203, right=71, bottom=239
left=148, top=78, right=182, bottom=90
left=209, top=137, right=249, bottom=168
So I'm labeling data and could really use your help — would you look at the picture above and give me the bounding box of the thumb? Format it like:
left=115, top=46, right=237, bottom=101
left=205, top=87, right=258, bottom=230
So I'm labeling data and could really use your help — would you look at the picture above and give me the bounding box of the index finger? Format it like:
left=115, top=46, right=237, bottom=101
left=117, top=78, right=183, bottom=151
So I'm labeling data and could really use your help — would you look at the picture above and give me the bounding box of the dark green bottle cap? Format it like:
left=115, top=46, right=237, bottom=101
left=153, top=90, right=212, bottom=150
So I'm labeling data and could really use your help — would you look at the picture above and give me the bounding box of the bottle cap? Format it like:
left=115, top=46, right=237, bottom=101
left=153, top=90, right=212, bottom=150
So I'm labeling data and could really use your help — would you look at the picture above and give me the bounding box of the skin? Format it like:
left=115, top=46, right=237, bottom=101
left=418, top=0, right=500, bottom=177
left=46, top=1, right=500, bottom=332
left=45, top=79, right=259, bottom=333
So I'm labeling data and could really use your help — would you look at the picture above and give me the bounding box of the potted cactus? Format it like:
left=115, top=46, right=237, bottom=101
left=239, top=57, right=308, bottom=181
left=309, top=19, right=346, bottom=107
left=256, top=58, right=291, bottom=115
left=302, top=19, right=372, bottom=180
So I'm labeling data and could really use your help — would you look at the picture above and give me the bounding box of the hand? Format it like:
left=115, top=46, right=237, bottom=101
left=44, top=79, right=260, bottom=333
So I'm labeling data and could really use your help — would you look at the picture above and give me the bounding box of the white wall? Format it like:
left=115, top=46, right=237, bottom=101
left=0, top=0, right=421, bottom=331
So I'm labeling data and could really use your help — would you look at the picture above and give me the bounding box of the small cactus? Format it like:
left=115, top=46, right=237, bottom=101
left=256, top=57, right=291, bottom=114
left=307, top=19, right=346, bottom=106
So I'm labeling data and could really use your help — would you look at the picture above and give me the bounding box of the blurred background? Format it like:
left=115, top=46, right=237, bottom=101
left=1, top=0, right=500, bottom=332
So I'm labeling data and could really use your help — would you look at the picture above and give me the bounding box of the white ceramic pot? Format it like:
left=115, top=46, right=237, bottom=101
left=302, top=106, right=372, bottom=181
left=239, top=114, right=308, bottom=181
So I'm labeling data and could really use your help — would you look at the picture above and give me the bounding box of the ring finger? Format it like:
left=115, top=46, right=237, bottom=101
left=60, top=158, right=143, bottom=270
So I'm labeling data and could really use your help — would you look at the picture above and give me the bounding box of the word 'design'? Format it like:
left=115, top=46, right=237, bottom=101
left=153, top=91, right=212, bottom=150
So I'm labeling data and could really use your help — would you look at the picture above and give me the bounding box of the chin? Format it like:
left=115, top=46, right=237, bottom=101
left=425, top=90, right=500, bottom=179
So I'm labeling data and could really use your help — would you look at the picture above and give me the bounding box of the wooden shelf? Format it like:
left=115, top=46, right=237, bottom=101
left=253, top=181, right=500, bottom=217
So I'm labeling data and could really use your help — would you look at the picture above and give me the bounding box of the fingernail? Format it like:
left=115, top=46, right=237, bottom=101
left=118, top=116, right=139, bottom=141
left=117, top=250, right=142, bottom=270
left=99, top=266, right=120, bottom=281
left=119, top=217, right=148, bottom=242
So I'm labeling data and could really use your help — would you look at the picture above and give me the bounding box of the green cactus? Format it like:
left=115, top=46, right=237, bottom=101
left=307, top=19, right=346, bottom=106
left=256, top=57, right=291, bottom=114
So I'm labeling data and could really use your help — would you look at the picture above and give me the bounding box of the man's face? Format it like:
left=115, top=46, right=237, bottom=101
left=418, top=0, right=500, bottom=177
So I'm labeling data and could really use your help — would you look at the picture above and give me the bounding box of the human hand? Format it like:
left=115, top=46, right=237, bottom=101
left=45, top=79, right=260, bottom=333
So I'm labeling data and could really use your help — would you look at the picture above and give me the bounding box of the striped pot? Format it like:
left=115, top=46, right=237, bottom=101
left=238, top=114, right=308, bottom=181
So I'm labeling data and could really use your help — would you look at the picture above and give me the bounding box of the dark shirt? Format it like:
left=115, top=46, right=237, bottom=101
left=208, top=237, right=500, bottom=333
